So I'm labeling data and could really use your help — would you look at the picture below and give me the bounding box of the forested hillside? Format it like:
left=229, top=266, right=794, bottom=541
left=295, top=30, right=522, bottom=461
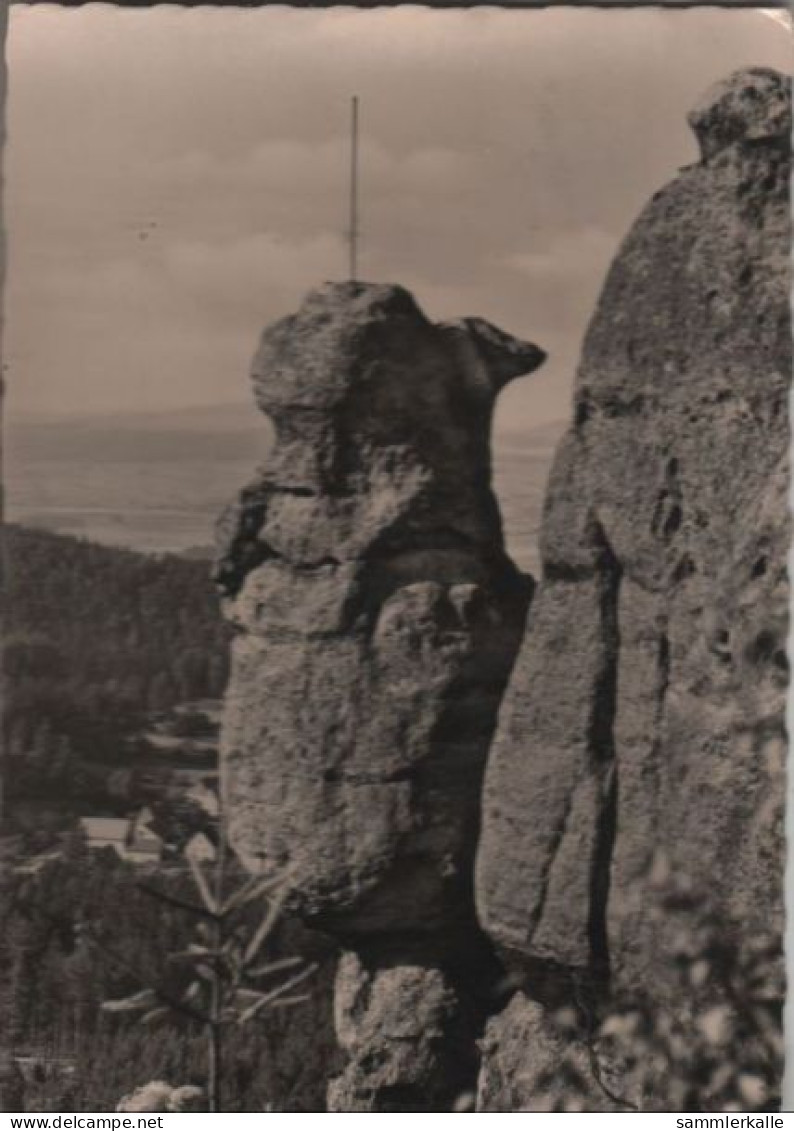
left=0, top=528, right=338, bottom=1112
left=0, top=839, right=334, bottom=1112
left=2, top=526, right=230, bottom=828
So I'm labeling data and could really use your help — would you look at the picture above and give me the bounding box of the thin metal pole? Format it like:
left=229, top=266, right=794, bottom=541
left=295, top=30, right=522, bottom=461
left=349, top=95, right=359, bottom=282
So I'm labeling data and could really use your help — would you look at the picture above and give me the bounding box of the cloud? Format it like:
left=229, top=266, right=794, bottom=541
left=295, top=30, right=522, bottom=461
left=502, top=227, right=617, bottom=283
left=163, top=232, right=345, bottom=315
left=5, top=4, right=791, bottom=427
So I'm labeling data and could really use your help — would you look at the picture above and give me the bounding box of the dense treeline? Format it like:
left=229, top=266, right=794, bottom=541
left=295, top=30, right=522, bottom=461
left=0, top=528, right=340, bottom=1112
left=1, top=526, right=230, bottom=819
left=0, top=839, right=335, bottom=1112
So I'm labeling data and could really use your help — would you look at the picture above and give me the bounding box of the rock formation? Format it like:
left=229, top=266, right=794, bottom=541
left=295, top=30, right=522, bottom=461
left=327, top=952, right=478, bottom=1112
left=476, top=67, right=790, bottom=1110
left=216, top=66, right=789, bottom=1112
left=216, top=282, right=545, bottom=1107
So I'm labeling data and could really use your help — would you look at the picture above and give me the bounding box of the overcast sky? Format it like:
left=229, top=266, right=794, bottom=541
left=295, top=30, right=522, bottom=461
left=4, top=5, right=791, bottom=431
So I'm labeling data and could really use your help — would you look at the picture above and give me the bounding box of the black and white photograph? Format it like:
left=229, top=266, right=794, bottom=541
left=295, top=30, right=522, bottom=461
left=0, top=2, right=791, bottom=1114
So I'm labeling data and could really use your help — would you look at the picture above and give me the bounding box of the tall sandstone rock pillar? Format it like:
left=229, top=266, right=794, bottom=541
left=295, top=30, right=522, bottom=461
left=216, top=281, right=545, bottom=1108
left=476, top=68, right=791, bottom=1111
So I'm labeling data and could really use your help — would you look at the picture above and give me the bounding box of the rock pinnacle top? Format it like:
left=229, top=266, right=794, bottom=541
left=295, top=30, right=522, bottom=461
left=687, top=66, right=791, bottom=161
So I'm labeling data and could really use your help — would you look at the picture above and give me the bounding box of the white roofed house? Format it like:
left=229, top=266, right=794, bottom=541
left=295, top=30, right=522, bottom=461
left=125, top=807, right=163, bottom=864
left=79, top=817, right=129, bottom=857
left=79, top=809, right=163, bottom=865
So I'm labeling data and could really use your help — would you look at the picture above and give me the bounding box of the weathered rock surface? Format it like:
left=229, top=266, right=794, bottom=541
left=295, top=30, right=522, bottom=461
left=327, top=951, right=477, bottom=1111
left=217, top=282, right=544, bottom=938
left=476, top=992, right=628, bottom=1113
left=476, top=68, right=790, bottom=1107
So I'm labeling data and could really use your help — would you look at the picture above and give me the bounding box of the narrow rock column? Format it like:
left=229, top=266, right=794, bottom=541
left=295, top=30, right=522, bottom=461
left=215, top=282, right=546, bottom=1108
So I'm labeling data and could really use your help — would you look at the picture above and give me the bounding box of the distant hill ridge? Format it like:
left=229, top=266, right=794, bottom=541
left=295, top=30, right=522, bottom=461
left=9, top=401, right=564, bottom=449
left=5, top=404, right=564, bottom=568
left=2, top=523, right=230, bottom=818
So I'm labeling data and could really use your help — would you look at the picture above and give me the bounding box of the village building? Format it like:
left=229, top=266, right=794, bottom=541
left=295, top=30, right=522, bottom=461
left=79, top=808, right=163, bottom=864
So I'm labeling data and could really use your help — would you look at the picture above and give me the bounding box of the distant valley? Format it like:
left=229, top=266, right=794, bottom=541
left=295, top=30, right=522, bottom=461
left=6, top=403, right=269, bottom=559
left=5, top=403, right=565, bottom=575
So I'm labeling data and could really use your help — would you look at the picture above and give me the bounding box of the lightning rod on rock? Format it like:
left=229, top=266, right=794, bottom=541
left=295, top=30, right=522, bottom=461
left=349, top=96, right=359, bottom=282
